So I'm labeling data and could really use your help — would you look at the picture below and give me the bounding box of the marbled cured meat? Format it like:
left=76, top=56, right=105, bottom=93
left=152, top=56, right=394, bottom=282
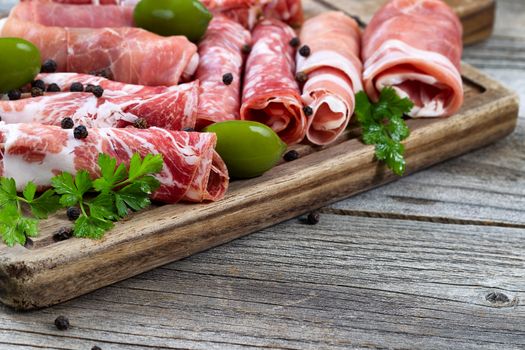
left=263, top=0, right=303, bottom=27
left=11, top=2, right=134, bottom=27
left=195, top=16, right=251, bottom=130
left=362, top=0, right=463, bottom=117
left=0, top=76, right=198, bottom=130
left=240, top=19, right=305, bottom=145
left=296, top=12, right=363, bottom=145
left=0, top=17, right=198, bottom=86
left=0, top=123, right=229, bottom=203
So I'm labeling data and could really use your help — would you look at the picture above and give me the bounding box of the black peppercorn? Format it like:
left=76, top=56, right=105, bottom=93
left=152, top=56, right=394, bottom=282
left=92, top=85, right=104, bottom=98
left=295, top=71, right=308, bottom=84
left=92, top=346, right=102, bottom=350
left=31, top=87, right=44, bottom=97
left=222, top=73, right=234, bottom=85
left=183, top=127, right=195, bottom=132
left=289, top=37, right=300, bottom=48
left=306, top=211, right=320, bottom=225
left=303, top=106, right=313, bottom=117
left=31, top=79, right=46, bottom=91
left=66, top=207, right=81, bottom=221
left=7, top=89, right=21, bottom=101
left=70, top=82, right=84, bottom=92
left=74, top=125, right=88, bottom=139
left=299, top=45, right=311, bottom=57
left=46, top=83, right=61, bottom=92
left=53, top=227, right=73, bottom=242
left=84, top=84, right=96, bottom=93
left=133, top=118, right=148, bottom=129
left=54, top=316, right=70, bottom=330
left=41, top=59, right=57, bottom=73
left=283, top=150, right=300, bottom=162
left=61, top=117, right=74, bottom=129
left=241, top=44, right=251, bottom=54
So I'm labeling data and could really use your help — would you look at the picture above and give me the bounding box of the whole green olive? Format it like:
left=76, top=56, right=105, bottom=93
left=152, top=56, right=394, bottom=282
left=0, top=38, right=41, bottom=93
left=133, top=0, right=212, bottom=43
left=204, top=121, right=288, bottom=179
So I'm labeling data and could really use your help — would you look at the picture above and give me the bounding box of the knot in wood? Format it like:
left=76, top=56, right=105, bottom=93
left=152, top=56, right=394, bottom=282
left=486, top=291, right=510, bottom=304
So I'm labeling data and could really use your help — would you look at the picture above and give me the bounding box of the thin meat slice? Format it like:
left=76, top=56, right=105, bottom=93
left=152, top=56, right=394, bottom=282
left=0, top=80, right=198, bottom=130
left=296, top=12, right=363, bottom=145
left=0, top=123, right=228, bottom=203
left=362, top=0, right=463, bottom=117
left=21, top=0, right=122, bottom=4
left=263, top=0, right=303, bottom=27
left=11, top=2, right=134, bottom=27
left=195, top=16, right=251, bottom=130
left=240, top=19, right=305, bottom=145
left=0, top=17, right=198, bottom=86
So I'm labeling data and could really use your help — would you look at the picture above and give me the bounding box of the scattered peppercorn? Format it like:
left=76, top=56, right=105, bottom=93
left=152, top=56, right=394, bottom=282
left=299, top=45, right=311, bottom=57
left=283, top=150, right=300, bottom=162
left=183, top=127, right=195, bottom=132
left=92, top=346, right=102, bottom=350
left=7, top=89, right=21, bottom=101
left=61, top=117, right=75, bottom=129
left=31, top=87, right=44, bottom=97
left=222, top=73, right=234, bottom=86
left=241, top=44, right=251, bottom=54
left=70, top=82, right=84, bottom=92
left=74, top=125, right=89, bottom=139
left=133, top=118, right=148, bottom=129
left=92, top=85, right=104, bottom=98
left=54, top=316, right=70, bottom=331
left=289, top=37, right=300, bottom=48
left=89, top=68, right=112, bottom=79
left=46, top=83, right=61, bottom=92
left=84, top=84, right=96, bottom=93
left=66, top=207, right=81, bottom=221
left=41, top=59, right=57, bottom=73
left=295, top=71, right=308, bottom=84
left=306, top=211, right=320, bottom=225
left=303, top=106, right=313, bottom=117
left=31, top=79, right=46, bottom=90
left=53, top=227, right=73, bottom=242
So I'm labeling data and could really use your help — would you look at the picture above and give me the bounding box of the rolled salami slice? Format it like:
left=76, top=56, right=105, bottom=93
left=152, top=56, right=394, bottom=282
left=0, top=77, right=198, bottom=130
left=1, top=17, right=199, bottom=86
left=0, top=123, right=229, bottom=203
left=362, top=0, right=463, bottom=117
left=296, top=12, right=363, bottom=145
left=240, top=19, right=306, bottom=145
left=195, top=16, right=251, bottom=130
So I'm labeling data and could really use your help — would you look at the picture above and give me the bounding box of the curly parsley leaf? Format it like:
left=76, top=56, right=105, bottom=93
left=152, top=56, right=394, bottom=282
left=355, top=87, right=414, bottom=176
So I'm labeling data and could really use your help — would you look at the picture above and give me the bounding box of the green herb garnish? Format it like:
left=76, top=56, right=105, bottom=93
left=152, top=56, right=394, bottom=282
left=355, top=87, right=414, bottom=176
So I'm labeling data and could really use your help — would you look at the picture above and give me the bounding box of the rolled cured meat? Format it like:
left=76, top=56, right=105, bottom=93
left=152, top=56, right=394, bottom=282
left=263, top=0, right=303, bottom=27
left=362, top=0, right=463, bottom=117
left=0, top=123, right=229, bottom=203
left=240, top=19, right=306, bottom=145
left=0, top=17, right=199, bottom=86
left=296, top=12, right=363, bottom=145
left=0, top=78, right=198, bottom=130
left=195, top=16, right=251, bottom=130
left=10, top=2, right=134, bottom=27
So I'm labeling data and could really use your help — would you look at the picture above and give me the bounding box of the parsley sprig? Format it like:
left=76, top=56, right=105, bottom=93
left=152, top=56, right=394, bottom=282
left=355, top=87, right=414, bottom=176
left=0, top=153, right=163, bottom=246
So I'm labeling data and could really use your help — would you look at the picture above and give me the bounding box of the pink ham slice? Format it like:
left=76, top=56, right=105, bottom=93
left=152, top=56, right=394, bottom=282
left=1, top=17, right=198, bottom=86
left=0, top=79, right=198, bottom=130
left=296, top=12, right=363, bottom=145
left=0, top=123, right=228, bottom=203
left=362, top=0, right=463, bottom=117
left=195, top=16, right=251, bottom=130
left=240, top=19, right=306, bottom=145
left=11, top=2, right=134, bottom=27
left=263, top=0, right=303, bottom=27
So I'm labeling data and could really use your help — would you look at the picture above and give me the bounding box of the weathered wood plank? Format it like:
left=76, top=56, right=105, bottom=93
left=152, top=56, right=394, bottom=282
left=1, top=215, right=524, bottom=350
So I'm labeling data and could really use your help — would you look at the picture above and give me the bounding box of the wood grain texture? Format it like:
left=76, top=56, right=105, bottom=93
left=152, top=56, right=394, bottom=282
left=1, top=215, right=525, bottom=349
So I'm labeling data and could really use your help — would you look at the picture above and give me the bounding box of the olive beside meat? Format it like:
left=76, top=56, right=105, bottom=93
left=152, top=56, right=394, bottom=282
left=0, top=38, right=41, bottom=93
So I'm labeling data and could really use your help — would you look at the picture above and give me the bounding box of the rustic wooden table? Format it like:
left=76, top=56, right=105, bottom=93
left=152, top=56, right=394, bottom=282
left=1, top=0, right=524, bottom=349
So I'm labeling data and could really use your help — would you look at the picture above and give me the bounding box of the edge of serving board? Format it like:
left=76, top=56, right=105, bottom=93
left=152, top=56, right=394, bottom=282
left=0, top=63, right=519, bottom=310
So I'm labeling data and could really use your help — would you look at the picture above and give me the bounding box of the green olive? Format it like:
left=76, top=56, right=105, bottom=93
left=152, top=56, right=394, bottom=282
left=204, top=121, right=288, bottom=179
left=133, top=0, right=212, bottom=43
left=0, top=38, right=41, bottom=93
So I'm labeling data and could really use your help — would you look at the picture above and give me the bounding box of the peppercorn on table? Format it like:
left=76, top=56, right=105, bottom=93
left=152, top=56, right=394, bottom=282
left=1, top=0, right=525, bottom=349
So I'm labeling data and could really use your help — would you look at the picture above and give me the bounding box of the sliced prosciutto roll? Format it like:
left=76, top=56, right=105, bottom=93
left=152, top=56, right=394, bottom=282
left=0, top=80, right=198, bottom=130
left=263, top=0, right=303, bottom=27
left=195, top=16, right=251, bottom=130
left=0, top=17, right=198, bottom=86
left=240, top=19, right=306, bottom=145
left=296, top=12, right=363, bottom=145
left=10, top=2, right=134, bottom=27
left=0, top=123, right=228, bottom=203
left=362, top=0, right=463, bottom=117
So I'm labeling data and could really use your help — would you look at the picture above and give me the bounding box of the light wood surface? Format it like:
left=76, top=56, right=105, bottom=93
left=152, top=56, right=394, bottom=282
left=0, top=0, right=524, bottom=348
